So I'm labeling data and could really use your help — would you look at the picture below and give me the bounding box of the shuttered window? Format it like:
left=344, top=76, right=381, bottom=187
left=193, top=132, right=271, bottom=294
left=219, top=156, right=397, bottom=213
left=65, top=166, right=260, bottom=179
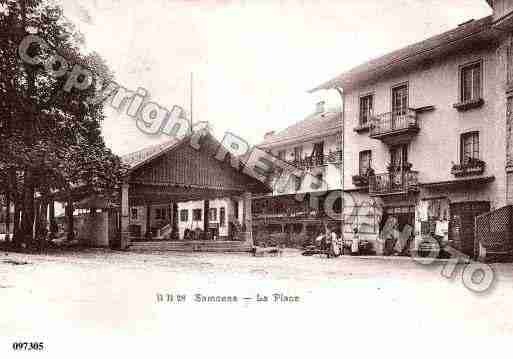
left=359, top=95, right=373, bottom=125
left=461, top=62, right=482, bottom=102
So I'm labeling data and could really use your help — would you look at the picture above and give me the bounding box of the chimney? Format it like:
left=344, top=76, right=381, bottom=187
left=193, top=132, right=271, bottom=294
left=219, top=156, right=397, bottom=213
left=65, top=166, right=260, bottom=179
left=264, top=131, right=275, bottom=140
left=316, top=101, right=325, bottom=114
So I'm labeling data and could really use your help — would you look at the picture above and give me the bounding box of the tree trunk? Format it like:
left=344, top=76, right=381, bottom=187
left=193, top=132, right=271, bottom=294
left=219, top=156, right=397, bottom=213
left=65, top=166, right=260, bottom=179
left=5, top=190, right=11, bottom=243
left=20, top=0, right=37, bottom=247
left=33, top=199, right=40, bottom=242
left=49, top=199, right=56, bottom=236
left=20, top=170, right=35, bottom=245
left=66, top=195, right=74, bottom=241
left=13, top=200, right=21, bottom=247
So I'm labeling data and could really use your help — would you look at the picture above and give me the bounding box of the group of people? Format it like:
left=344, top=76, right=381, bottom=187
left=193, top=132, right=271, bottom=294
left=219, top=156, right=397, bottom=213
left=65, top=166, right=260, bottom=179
left=314, top=226, right=362, bottom=257
left=314, top=227, right=340, bottom=257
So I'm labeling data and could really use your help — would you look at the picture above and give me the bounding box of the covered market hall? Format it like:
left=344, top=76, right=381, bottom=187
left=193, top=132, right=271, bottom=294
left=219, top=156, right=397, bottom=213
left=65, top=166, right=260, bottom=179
left=118, top=131, right=271, bottom=252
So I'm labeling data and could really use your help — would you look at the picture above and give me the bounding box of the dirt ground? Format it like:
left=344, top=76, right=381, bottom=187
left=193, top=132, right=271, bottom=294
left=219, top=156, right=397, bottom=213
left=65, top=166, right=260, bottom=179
left=1, top=248, right=512, bottom=358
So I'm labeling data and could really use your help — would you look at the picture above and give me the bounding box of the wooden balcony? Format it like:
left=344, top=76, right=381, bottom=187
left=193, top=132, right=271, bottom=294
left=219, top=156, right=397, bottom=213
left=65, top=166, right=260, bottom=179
left=369, top=170, right=420, bottom=196
left=370, top=109, right=419, bottom=145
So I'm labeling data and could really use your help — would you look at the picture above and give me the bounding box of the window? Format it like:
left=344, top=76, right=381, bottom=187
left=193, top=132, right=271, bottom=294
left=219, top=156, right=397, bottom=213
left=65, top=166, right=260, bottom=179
left=460, top=62, right=482, bottom=102
left=180, top=209, right=188, bottom=222
left=220, top=207, right=226, bottom=227
left=461, top=131, right=480, bottom=163
left=193, top=209, right=202, bottom=221
left=209, top=208, right=217, bottom=221
left=131, top=208, right=138, bottom=220
left=155, top=208, right=166, bottom=220
left=312, top=142, right=324, bottom=163
left=390, top=145, right=408, bottom=169
left=315, top=173, right=323, bottom=184
left=392, top=84, right=409, bottom=117
left=293, top=146, right=302, bottom=163
left=294, top=175, right=302, bottom=191
left=359, top=94, right=373, bottom=125
left=233, top=199, right=239, bottom=221
left=309, top=172, right=324, bottom=190
left=277, top=150, right=286, bottom=160
left=359, top=150, right=372, bottom=175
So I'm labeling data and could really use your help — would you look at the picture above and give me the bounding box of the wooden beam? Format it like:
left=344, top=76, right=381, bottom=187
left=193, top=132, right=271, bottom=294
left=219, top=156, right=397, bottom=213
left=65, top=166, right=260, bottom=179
left=204, top=200, right=210, bottom=236
left=120, top=183, right=130, bottom=249
left=145, top=203, right=152, bottom=239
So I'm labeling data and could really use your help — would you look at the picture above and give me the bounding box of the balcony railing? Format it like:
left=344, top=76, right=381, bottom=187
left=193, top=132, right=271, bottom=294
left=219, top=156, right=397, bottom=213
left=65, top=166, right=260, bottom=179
left=352, top=174, right=369, bottom=187
left=326, top=149, right=343, bottom=164
left=293, top=155, right=324, bottom=169
left=370, top=109, right=419, bottom=139
left=369, top=170, right=419, bottom=195
left=451, top=158, right=486, bottom=177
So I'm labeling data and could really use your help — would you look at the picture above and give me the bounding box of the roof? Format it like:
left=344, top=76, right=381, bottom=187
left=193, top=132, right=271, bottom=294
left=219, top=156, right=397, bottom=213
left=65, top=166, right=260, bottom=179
left=258, top=111, right=341, bottom=148
left=120, top=131, right=272, bottom=194
left=121, top=138, right=180, bottom=169
left=75, top=193, right=118, bottom=209
left=310, top=15, right=494, bottom=92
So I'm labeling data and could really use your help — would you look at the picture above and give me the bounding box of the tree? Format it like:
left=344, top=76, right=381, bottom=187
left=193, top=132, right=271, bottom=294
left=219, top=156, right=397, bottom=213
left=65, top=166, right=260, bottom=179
left=0, top=0, right=127, bottom=247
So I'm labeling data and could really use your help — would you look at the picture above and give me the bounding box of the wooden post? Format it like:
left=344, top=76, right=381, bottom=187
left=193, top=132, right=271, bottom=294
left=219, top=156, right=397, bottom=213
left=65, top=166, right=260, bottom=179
left=203, top=200, right=210, bottom=239
left=242, top=192, right=253, bottom=245
left=145, top=202, right=152, bottom=239
left=172, top=203, right=178, bottom=239
left=120, top=183, right=130, bottom=249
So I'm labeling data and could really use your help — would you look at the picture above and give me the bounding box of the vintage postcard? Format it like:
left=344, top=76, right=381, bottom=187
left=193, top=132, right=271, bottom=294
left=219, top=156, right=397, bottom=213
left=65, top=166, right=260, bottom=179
left=1, top=0, right=512, bottom=358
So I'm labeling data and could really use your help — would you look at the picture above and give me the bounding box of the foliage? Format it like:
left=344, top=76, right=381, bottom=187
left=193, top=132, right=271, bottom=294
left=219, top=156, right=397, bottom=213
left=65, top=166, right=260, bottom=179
left=0, top=0, right=127, bottom=245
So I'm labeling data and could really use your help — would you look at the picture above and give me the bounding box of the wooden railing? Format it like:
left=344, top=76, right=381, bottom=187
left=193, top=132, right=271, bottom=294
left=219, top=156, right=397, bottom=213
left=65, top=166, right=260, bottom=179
left=370, top=109, right=418, bottom=137
left=369, top=170, right=419, bottom=195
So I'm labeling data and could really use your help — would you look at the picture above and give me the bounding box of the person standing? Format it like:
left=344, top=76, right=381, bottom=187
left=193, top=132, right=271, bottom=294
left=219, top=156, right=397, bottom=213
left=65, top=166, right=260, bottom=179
left=330, top=228, right=342, bottom=257
left=351, top=227, right=360, bottom=255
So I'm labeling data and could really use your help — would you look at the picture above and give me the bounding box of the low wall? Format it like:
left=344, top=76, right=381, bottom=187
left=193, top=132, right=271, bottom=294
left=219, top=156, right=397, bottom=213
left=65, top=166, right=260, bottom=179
left=76, top=213, right=110, bottom=247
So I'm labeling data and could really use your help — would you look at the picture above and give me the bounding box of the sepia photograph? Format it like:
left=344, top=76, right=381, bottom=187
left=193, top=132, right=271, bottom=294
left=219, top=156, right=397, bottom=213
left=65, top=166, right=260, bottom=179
left=1, top=0, right=513, bottom=357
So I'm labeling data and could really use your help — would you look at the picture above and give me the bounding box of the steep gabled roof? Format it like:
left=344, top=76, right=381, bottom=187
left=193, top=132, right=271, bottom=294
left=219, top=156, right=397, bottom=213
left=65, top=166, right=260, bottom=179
left=121, top=138, right=180, bottom=169
left=120, top=132, right=272, bottom=194
left=258, top=111, right=341, bottom=148
left=310, top=15, right=494, bottom=92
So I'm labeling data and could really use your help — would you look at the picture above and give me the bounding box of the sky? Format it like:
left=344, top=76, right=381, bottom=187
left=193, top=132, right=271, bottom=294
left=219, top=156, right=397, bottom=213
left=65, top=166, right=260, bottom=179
left=58, top=0, right=492, bottom=156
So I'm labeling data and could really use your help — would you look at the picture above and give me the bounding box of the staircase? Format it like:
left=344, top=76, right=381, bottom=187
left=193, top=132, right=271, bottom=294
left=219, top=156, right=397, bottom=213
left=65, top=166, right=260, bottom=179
left=129, top=240, right=252, bottom=253
left=156, top=223, right=173, bottom=239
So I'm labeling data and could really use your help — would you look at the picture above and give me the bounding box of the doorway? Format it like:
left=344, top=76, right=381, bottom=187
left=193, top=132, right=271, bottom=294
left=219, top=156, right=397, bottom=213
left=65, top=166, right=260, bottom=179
left=449, top=201, right=490, bottom=258
left=382, top=205, right=415, bottom=233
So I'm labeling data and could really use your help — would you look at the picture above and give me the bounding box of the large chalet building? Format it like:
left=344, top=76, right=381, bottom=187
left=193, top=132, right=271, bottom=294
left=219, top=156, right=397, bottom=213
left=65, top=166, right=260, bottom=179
left=310, top=0, right=513, bottom=256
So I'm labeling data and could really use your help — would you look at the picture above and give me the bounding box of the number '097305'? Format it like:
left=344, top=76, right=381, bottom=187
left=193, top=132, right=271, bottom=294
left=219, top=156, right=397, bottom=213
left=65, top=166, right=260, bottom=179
left=12, top=342, right=45, bottom=351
